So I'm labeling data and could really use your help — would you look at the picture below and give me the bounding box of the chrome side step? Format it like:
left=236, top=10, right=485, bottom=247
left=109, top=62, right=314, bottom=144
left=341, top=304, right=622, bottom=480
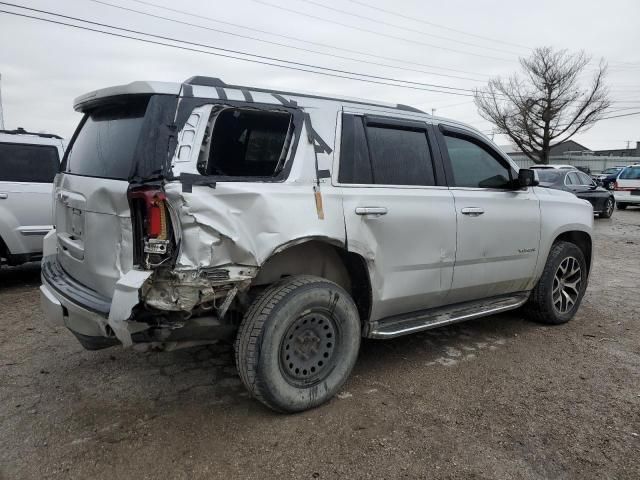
left=367, top=292, right=530, bottom=339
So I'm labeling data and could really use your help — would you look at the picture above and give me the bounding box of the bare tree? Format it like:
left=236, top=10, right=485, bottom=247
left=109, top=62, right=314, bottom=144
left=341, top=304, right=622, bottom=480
left=474, top=47, right=610, bottom=164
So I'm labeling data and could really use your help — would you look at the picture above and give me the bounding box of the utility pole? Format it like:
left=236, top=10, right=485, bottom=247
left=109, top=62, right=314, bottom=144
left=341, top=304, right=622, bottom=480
left=626, top=140, right=631, bottom=150
left=0, top=73, right=5, bottom=130
left=431, top=108, right=436, bottom=116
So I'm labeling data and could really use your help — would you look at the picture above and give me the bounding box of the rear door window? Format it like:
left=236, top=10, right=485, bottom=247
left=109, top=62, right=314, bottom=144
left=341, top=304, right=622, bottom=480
left=339, top=114, right=435, bottom=186
left=577, top=172, right=594, bottom=185
left=0, top=142, right=59, bottom=183
left=566, top=172, right=580, bottom=185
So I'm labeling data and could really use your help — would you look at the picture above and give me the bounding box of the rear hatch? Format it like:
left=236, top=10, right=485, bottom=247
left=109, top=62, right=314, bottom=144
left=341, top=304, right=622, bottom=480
left=55, top=95, right=177, bottom=298
left=615, top=165, right=640, bottom=197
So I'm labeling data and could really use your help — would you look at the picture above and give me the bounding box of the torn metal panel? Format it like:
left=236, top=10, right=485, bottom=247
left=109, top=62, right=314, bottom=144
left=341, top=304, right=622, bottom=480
left=107, top=269, right=153, bottom=346
left=142, top=268, right=254, bottom=312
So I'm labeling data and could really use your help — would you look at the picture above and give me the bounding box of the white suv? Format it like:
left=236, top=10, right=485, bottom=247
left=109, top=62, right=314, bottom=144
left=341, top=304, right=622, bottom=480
left=614, top=164, right=640, bottom=209
left=0, top=128, right=63, bottom=267
left=40, top=77, right=593, bottom=412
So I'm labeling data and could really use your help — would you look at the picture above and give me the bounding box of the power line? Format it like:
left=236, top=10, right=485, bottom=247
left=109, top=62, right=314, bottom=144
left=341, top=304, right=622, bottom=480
left=126, top=0, right=491, bottom=78
left=0, top=3, right=490, bottom=95
left=345, top=0, right=531, bottom=51
left=3, top=4, right=639, bottom=107
left=249, top=0, right=516, bottom=62
left=86, top=0, right=487, bottom=84
left=599, top=110, right=640, bottom=120
left=290, top=0, right=523, bottom=56
left=0, top=8, right=496, bottom=98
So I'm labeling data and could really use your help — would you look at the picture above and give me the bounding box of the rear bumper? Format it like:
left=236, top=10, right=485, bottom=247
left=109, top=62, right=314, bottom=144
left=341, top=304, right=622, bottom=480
left=41, top=256, right=118, bottom=348
left=614, top=192, right=640, bottom=204
left=40, top=255, right=151, bottom=349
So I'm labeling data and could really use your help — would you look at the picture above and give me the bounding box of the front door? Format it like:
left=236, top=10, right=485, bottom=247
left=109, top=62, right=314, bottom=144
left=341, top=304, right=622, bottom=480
left=338, top=111, right=457, bottom=321
left=437, top=125, right=541, bottom=303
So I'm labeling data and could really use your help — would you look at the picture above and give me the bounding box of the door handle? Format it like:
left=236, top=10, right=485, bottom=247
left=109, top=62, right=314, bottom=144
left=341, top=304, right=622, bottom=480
left=461, top=207, right=484, bottom=216
left=0, top=193, right=8, bottom=199
left=355, top=206, right=388, bottom=216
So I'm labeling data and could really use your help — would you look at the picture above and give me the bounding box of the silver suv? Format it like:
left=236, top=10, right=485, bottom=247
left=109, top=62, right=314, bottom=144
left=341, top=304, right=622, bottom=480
left=40, top=77, right=593, bottom=412
left=0, top=128, right=63, bottom=267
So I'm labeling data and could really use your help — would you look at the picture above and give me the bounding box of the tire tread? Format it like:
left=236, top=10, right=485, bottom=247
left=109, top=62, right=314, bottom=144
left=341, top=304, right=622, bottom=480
left=234, top=275, right=339, bottom=412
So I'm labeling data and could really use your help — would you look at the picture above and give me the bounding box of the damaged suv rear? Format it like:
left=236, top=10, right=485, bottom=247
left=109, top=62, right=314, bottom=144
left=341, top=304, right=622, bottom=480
left=41, top=76, right=593, bottom=412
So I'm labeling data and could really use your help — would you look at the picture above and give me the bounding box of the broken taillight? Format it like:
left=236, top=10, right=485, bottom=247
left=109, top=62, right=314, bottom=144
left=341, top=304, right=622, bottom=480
left=128, top=186, right=173, bottom=267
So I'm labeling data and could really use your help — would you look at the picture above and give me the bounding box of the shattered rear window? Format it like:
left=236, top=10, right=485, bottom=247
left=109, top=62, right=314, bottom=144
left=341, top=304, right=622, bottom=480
left=198, top=108, right=292, bottom=178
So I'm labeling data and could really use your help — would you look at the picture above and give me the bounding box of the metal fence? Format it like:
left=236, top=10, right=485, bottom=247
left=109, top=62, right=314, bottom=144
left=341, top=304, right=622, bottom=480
left=511, top=154, right=640, bottom=173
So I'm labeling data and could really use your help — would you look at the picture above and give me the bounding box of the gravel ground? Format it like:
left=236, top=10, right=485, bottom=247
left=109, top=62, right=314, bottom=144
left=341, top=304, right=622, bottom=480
left=1, top=209, right=639, bottom=479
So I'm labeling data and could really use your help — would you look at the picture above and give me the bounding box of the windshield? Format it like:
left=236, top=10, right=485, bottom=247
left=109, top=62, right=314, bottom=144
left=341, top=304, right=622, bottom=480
left=63, top=98, right=149, bottom=180
left=602, top=168, right=620, bottom=174
left=536, top=170, right=563, bottom=183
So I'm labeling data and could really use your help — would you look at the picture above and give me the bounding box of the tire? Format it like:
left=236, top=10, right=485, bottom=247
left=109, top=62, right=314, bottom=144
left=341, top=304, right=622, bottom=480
left=235, top=275, right=361, bottom=413
left=600, top=196, right=615, bottom=218
left=523, top=241, right=587, bottom=325
left=617, top=203, right=628, bottom=210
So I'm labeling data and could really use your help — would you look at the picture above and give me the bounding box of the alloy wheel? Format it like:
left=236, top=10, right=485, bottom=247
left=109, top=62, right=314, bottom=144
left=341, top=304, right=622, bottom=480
left=552, top=256, right=582, bottom=314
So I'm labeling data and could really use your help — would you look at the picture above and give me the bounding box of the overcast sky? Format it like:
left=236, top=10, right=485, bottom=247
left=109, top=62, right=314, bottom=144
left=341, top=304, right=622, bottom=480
left=1, top=0, right=639, bottom=150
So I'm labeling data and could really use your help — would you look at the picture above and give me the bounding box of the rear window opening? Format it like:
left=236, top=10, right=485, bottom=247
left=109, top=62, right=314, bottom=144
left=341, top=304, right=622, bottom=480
left=197, top=108, right=293, bottom=178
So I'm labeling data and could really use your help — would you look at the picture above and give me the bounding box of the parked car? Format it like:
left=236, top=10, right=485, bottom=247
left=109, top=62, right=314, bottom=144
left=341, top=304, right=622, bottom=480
left=536, top=169, right=615, bottom=218
left=0, top=128, right=63, bottom=267
left=40, top=77, right=594, bottom=412
left=530, top=164, right=576, bottom=170
left=593, top=166, right=625, bottom=190
left=614, top=164, right=640, bottom=209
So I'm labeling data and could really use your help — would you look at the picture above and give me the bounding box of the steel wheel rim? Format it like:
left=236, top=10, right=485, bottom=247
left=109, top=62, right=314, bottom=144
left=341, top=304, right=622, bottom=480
left=552, top=256, right=582, bottom=314
left=606, top=198, right=614, bottom=216
left=279, top=309, right=339, bottom=386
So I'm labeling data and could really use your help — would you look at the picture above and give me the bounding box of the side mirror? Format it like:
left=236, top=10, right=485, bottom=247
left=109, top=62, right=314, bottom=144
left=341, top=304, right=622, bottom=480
left=518, top=169, right=538, bottom=188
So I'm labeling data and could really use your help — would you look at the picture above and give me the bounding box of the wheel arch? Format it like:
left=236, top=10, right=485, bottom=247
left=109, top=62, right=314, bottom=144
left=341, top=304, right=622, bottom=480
left=253, top=238, right=373, bottom=325
left=552, top=230, right=592, bottom=275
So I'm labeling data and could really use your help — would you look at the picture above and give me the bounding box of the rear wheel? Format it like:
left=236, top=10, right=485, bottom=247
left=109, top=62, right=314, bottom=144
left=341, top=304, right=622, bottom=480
left=235, top=275, right=361, bottom=413
left=617, top=203, right=628, bottom=210
left=523, top=241, right=587, bottom=325
left=600, top=197, right=615, bottom=218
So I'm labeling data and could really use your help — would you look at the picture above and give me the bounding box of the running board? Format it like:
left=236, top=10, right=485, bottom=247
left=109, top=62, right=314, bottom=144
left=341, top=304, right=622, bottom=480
left=367, top=292, right=530, bottom=339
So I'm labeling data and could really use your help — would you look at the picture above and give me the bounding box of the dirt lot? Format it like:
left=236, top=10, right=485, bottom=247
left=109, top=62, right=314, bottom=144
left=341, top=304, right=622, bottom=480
left=1, top=210, right=639, bottom=480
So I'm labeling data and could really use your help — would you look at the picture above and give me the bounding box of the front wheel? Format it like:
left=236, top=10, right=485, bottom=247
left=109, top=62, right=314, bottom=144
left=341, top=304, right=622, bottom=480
left=600, top=197, right=615, bottom=218
left=523, top=241, right=588, bottom=325
left=235, top=275, right=361, bottom=413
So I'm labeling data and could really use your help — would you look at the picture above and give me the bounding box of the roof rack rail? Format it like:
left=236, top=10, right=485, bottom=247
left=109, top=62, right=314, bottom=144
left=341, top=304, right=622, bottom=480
left=0, top=127, right=63, bottom=139
left=183, top=76, right=426, bottom=114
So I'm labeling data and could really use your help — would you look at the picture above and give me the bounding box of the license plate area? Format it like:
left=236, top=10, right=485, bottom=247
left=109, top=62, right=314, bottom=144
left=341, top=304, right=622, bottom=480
left=631, top=190, right=640, bottom=196
left=70, top=207, right=84, bottom=237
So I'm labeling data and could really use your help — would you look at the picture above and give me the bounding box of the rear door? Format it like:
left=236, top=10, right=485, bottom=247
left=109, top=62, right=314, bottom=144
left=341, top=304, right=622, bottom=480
left=436, top=124, right=540, bottom=303
left=338, top=111, right=456, bottom=321
left=54, top=95, right=173, bottom=298
left=0, top=141, right=60, bottom=256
